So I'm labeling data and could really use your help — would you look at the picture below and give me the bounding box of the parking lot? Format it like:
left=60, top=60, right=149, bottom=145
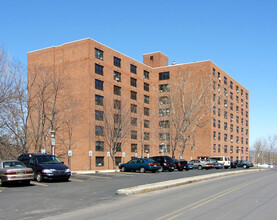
left=0, top=168, right=257, bottom=220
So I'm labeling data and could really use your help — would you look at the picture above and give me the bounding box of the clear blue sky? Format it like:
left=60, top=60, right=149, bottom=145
left=1, top=0, right=276, bottom=148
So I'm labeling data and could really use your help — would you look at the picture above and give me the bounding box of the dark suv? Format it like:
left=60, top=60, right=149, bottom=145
left=150, top=156, right=175, bottom=172
left=18, top=153, right=71, bottom=182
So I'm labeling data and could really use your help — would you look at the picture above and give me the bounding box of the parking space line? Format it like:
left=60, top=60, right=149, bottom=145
left=31, top=181, right=48, bottom=187
left=77, top=174, right=112, bottom=179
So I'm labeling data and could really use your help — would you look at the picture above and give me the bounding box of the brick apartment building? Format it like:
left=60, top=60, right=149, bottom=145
left=27, top=38, right=249, bottom=170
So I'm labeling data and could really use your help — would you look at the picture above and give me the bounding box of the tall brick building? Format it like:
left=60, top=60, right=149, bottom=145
left=28, top=38, right=249, bottom=170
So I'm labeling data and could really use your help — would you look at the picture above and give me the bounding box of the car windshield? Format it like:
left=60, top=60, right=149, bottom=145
left=37, top=155, right=62, bottom=164
left=3, top=161, right=25, bottom=168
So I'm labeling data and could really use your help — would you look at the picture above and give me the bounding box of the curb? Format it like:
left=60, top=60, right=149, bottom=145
left=72, top=170, right=120, bottom=175
left=116, top=169, right=265, bottom=195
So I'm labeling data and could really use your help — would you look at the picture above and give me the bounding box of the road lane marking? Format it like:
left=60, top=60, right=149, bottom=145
left=157, top=175, right=269, bottom=220
left=31, top=181, right=48, bottom=187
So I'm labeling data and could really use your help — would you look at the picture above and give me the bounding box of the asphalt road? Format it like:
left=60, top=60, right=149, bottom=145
left=42, top=169, right=276, bottom=220
left=0, top=168, right=271, bottom=219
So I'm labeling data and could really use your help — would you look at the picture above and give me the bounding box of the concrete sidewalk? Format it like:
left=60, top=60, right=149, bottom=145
left=116, top=169, right=265, bottom=195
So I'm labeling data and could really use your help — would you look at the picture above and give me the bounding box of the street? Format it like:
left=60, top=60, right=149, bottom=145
left=43, top=169, right=276, bottom=220
left=0, top=168, right=273, bottom=219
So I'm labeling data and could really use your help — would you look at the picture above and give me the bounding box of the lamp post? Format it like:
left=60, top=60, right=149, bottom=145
left=51, top=130, right=55, bottom=155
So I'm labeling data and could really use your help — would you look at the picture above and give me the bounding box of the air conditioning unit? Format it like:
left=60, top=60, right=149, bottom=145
left=218, top=78, right=221, bottom=81
left=115, top=77, right=120, bottom=81
left=225, top=104, right=228, bottom=107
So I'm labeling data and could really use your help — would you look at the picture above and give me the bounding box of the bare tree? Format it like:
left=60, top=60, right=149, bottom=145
left=253, top=138, right=266, bottom=164
left=264, top=135, right=277, bottom=164
left=97, top=98, right=131, bottom=169
left=168, top=71, right=213, bottom=159
left=27, top=65, right=71, bottom=154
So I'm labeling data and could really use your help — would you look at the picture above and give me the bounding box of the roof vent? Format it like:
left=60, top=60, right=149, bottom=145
left=172, top=61, right=176, bottom=65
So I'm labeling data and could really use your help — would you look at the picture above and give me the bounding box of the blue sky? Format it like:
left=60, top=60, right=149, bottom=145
left=1, top=0, right=276, bottom=148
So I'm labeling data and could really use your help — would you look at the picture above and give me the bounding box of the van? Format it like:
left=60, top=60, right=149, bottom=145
left=209, top=156, right=230, bottom=169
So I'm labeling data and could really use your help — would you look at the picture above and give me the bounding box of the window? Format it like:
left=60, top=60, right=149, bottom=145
left=159, top=144, right=170, bottom=153
left=213, top=144, right=216, bottom=152
left=213, top=94, right=216, bottom=102
left=114, top=128, right=121, bottom=138
left=218, top=84, right=220, bottom=92
left=115, top=157, right=122, bottom=166
left=241, top=118, right=244, bottom=125
left=246, top=93, right=248, bottom=100
left=95, top=79, right=104, bottom=90
left=95, top=95, right=104, bottom=106
left=241, top=128, right=244, bottom=135
left=246, top=120, right=248, bottom=126
left=159, top=72, right=170, bottom=80
left=230, top=81, right=233, bottom=89
left=230, top=135, right=233, bottom=142
left=236, top=126, right=239, bottom=133
left=218, top=120, right=221, bottom=128
left=114, top=56, right=121, bottom=67
left=236, top=86, right=239, bottom=93
left=144, top=120, right=150, bottom=128
left=218, top=72, right=221, bottom=79
left=213, top=119, right=216, bottom=127
left=114, top=114, right=121, bottom=123
left=159, top=120, right=170, bottom=128
left=131, top=91, right=137, bottom=100
left=246, top=102, right=248, bottom=109
left=114, top=71, right=121, bottom=82
left=241, top=146, right=244, bottom=153
left=159, top=96, right=169, bottom=105
left=131, top=104, right=137, bottom=113
left=218, top=144, right=221, bottom=153
left=95, top=48, right=103, bottom=60
left=224, top=145, right=227, bottom=153
left=224, top=122, right=227, bottom=130
left=246, top=111, right=248, bottom=118
left=218, top=132, right=221, bottom=141
left=230, top=113, right=233, bottom=121
left=144, top=70, right=149, bottom=79
left=144, top=83, right=149, bottom=91
left=95, top=141, right=104, bottom=151
left=159, top=84, right=170, bottom=92
left=144, top=107, right=150, bottom=116
left=131, top=144, right=137, bottom=152
left=213, top=81, right=216, bottom=90
left=96, top=157, right=104, bottom=166
left=241, top=89, right=243, bottom=96
left=236, top=136, right=239, bottom=143
left=213, top=106, right=216, bottom=115
left=230, top=92, right=233, bottom=100
left=218, top=108, right=221, bottom=116
left=230, top=124, right=233, bottom=132
left=144, top=95, right=149, bottom=104
left=95, top=126, right=104, bottom=136
left=144, top=145, right=150, bottom=153
left=224, top=88, right=227, bottom=96
left=130, top=64, right=137, bottom=74
left=131, top=78, right=137, bottom=87
left=236, top=106, right=239, bottom=113
left=241, top=99, right=244, bottom=106
left=224, top=111, right=227, bottom=119
left=218, top=96, right=220, bottom=105
left=246, top=129, right=248, bottom=135
left=159, top=108, right=170, bottom=117
left=213, top=68, right=215, bottom=77
left=224, top=77, right=227, bottom=85
left=114, top=86, right=121, bottom=96
left=95, top=110, right=104, bottom=121
left=95, top=64, right=103, bottom=75
left=115, top=143, right=122, bottom=152
left=224, top=99, right=227, bottom=107
left=224, top=134, right=227, bottom=142
left=241, top=108, right=243, bottom=116
left=236, top=116, right=239, bottom=123
left=114, top=100, right=121, bottom=109
left=213, top=131, right=216, bottom=140
left=159, top=133, right=170, bottom=141
left=230, top=146, right=233, bottom=153
left=230, top=103, right=233, bottom=111
left=131, top=130, right=137, bottom=139
left=144, top=132, right=150, bottom=140
left=131, top=117, right=137, bottom=126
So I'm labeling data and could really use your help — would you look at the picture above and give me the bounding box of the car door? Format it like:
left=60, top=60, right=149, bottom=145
left=136, top=159, right=145, bottom=170
left=127, top=159, right=138, bottom=170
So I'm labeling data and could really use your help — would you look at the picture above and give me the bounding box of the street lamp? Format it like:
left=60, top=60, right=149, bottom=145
left=51, top=130, right=55, bottom=155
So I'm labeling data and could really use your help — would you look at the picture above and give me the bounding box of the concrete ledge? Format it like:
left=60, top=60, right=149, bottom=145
left=72, top=170, right=120, bottom=175
left=116, top=169, right=265, bottom=195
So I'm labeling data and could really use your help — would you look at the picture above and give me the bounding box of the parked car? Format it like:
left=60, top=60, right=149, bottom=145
left=174, top=159, right=189, bottom=171
left=209, top=156, right=231, bottom=169
left=18, top=153, right=71, bottom=182
left=150, top=156, right=175, bottom=172
left=230, top=160, right=237, bottom=168
left=119, top=158, right=161, bottom=173
left=190, top=159, right=214, bottom=170
left=208, top=159, right=223, bottom=169
left=0, top=160, right=34, bottom=186
left=187, top=161, right=194, bottom=169
left=235, top=160, right=252, bottom=169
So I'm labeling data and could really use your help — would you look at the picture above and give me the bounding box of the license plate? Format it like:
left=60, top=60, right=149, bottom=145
left=17, top=172, right=24, bottom=175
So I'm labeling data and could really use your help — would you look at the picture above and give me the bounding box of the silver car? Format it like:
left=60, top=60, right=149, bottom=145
left=0, top=160, right=34, bottom=186
left=190, top=159, right=215, bottom=170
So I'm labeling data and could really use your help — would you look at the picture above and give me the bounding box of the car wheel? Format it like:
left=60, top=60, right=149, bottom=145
left=243, top=165, right=247, bottom=169
left=198, top=165, right=203, bottom=170
left=169, top=168, right=174, bottom=172
left=139, top=167, right=145, bottom=173
left=121, top=166, right=126, bottom=172
left=0, top=177, right=3, bottom=187
left=36, top=172, right=43, bottom=182
left=159, top=166, right=164, bottom=172
left=63, top=177, right=70, bottom=182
